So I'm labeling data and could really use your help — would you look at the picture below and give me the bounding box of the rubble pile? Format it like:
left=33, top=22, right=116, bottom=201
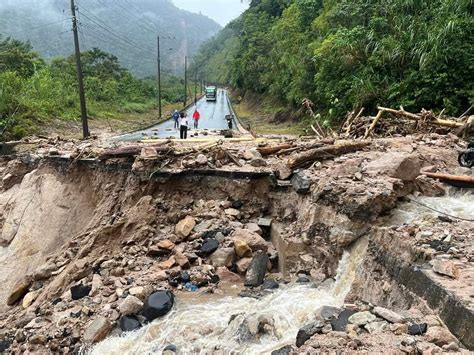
left=0, top=132, right=472, bottom=353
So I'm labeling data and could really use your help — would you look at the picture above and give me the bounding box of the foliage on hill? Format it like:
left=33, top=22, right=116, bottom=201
left=0, top=0, right=221, bottom=77
left=0, top=36, right=184, bottom=140
left=195, top=0, right=474, bottom=123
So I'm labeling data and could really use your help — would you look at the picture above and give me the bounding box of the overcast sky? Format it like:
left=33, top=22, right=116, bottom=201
left=173, top=0, right=248, bottom=26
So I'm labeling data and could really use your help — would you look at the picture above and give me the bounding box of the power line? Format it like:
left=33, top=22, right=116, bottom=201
left=5, top=18, right=71, bottom=38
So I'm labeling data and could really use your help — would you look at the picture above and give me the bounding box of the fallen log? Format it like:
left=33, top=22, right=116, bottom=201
left=377, top=106, right=464, bottom=129
left=98, top=144, right=171, bottom=161
left=257, top=144, right=293, bottom=156
left=422, top=171, right=474, bottom=188
left=287, top=141, right=371, bottom=169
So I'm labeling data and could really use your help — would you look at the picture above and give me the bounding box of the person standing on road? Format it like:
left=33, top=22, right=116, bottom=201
left=192, top=109, right=201, bottom=129
left=172, top=110, right=180, bottom=130
left=179, top=112, right=189, bottom=139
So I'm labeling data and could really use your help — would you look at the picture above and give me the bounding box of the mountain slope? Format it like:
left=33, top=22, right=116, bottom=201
left=0, top=0, right=221, bottom=77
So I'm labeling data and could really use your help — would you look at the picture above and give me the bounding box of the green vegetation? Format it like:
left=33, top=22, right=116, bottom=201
left=0, top=36, right=185, bottom=140
left=195, top=0, right=474, bottom=126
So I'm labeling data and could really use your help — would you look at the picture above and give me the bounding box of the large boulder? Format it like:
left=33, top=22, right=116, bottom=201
left=119, top=315, right=142, bottom=332
left=244, top=251, right=269, bottom=287
left=119, top=295, right=144, bottom=316
left=210, top=248, right=235, bottom=267
left=365, top=152, right=422, bottom=181
left=70, top=284, right=91, bottom=301
left=330, top=309, right=356, bottom=331
left=143, top=291, right=174, bottom=322
left=315, top=306, right=342, bottom=321
left=372, top=306, right=405, bottom=324
left=348, top=311, right=376, bottom=326
left=296, top=319, right=325, bottom=347
left=232, top=229, right=268, bottom=252
left=426, top=326, right=458, bottom=347
left=7, top=277, right=32, bottom=306
left=83, top=317, right=113, bottom=344
left=175, top=216, right=196, bottom=240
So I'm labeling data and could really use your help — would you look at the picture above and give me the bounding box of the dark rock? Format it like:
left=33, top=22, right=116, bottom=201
left=52, top=298, right=62, bottom=305
left=168, top=277, right=179, bottom=288
left=147, top=247, right=170, bottom=257
left=408, top=323, right=428, bottom=335
left=200, top=239, right=219, bottom=255
left=70, top=284, right=91, bottom=300
left=330, top=309, right=356, bottom=331
left=120, top=315, right=142, bottom=332
left=291, top=172, right=311, bottom=194
left=244, top=251, right=269, bottom=287
left=297, top=276, right=310, bottom=283
left=231, top=200, right=243, bottom=209
left=261, top=279, right=279, bottom=290
left=210, top=274, right=220, bottom=284
left=238, top=289, right=265, bottom=299
left=429, top=240, right=450, bottom=252
left=315, top=306, right=342, bottom=321
left=143, top=291, right=174, bottom=322
left=437, top=215, right=453, bottom=223
left=180, top=271, right=190, bottom=283
left=164, top=344, right=177, bottom=352
left=0, top=339, right=11, bottom=353
left=271, top=345, right=292, bottom=355
left=296, top=319, right=325, bottom=347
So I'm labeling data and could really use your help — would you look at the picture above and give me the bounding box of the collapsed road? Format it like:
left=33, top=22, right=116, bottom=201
left=0, top=131, right=473, bottom=354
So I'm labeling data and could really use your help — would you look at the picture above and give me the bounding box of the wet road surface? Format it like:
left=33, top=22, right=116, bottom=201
left=117, top=89, right=236, bottom=141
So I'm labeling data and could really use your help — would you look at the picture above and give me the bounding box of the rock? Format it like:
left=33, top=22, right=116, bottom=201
left=225, top=208, right=241, bottom=217
left=348, top=311, right=376, bottom=325
left=236, top=257, right=252, bottom=274
left=431, top=259, right=459, bottom=278
left=6, top=277, right=32, bottom=305
left=331, top=309, right=356, bottom=331
left=70, top=284, right=91, bottom=300
left=0, top=340, right=11, bottom=352
left=32, top=263, right=57, bottom=280
left=210, top=248, right=235, bottom=267
left=297, top=276, right=310, bottom=283
left=29, top=334, right=47, bottom=345
left=408, top=323, right=428, bottom=335
left=195, top=154, right=208, bottom=165
left=291, top=172, right=311, bottom=194
left=174, top=252, right=190, bottom=269
left=164, top=344, right=177, bottom=352
left=373, top=306, right=405, bottom=323
left=275, top=163, right=293, bottom=180
left=232, top=228, right=268, bottom=252
left=244, top=251, right=269, bottom=287
left=216, top=267, right=241, bottom=283
left=443, top=342, right=459, bottom=352
left=234, top=240, right=253, bottom=258
left=120, top=315, right=142, bottom=332
left=175, top=216, right=196, bottom=240
left=140, top=147, right=158, bottom=159
left=83, top=317, right=113, bottom=344
left=390, top=323, right=409, bottom=335
left=426, top=326, right=457, bottom=347
left=90, top=274, right=103, bottom=297
left=271, top=345, right=293, bottom=355
left=143, top=291, right=175, bottom=322
left=22, top=291, right=38, bottom=309
left=261, top=279, right=279, bottom=290
left=315, top=306, right=342, bottom=321
left=119, top=295, right=144, bottom=316
left=158, top=257, right=176, bottom=269
left=246, top=223, right=262, bottom=235
left=200, top=239, right=219, bottom=255
left=365, top=320, right=388, bottom=334
left=129, top=286, right=146, bottom=299
left=296, top=319, right=325, bottom=347
left=157, top=239, right=175, bottom=251
left=366, top=152, right=422, bottom=181
left=249, top=157, right=267, bottom=167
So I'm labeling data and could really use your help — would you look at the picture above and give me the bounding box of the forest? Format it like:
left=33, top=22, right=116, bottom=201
left=0, top=36, right=184, bottom=140
left=195, top=0, right=474, bottom=124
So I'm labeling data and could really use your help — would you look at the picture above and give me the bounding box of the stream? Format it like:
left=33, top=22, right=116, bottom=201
left=90, top=237, right=368, bottom=354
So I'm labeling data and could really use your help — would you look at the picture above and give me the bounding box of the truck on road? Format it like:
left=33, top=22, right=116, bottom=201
left=206, top=86, right=217, bottom=102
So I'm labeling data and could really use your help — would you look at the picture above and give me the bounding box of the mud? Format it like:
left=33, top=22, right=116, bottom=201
left=0, top=133, right=472, bottom=353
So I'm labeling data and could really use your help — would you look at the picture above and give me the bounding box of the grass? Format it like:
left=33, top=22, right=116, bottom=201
left=231, top=95, right=306, bottom=136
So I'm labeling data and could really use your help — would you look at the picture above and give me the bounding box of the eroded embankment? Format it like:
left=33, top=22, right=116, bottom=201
left=0, top=134, right=472, bottom=353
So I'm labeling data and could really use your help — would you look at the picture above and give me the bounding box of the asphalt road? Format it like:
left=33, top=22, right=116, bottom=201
left=118, top=89, right=235, bottom=141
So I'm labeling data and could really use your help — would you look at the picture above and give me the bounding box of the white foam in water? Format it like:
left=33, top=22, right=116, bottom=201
left=388, top=189, right=474, bottom=226
left=89, top=238, right=368, bottom=355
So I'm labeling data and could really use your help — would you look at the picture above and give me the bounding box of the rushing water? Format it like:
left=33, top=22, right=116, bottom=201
left=387, top=189, right=474, bottom=226
left=90, top=237, right=368, bottom=355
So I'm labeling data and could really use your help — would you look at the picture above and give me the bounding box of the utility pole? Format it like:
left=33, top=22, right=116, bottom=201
left=70, top=0, right=89, bottom=139
left=183, top=56, right=187, bottom=107
left=194, top=65, right=197, bottom=105
left=157, top=35, right=162, bottom=119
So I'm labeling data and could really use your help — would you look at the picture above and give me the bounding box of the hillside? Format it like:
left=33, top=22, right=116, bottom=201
left=0, top=0, right=221, bottom=77
left=194, top=0, right=473, bottom=122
